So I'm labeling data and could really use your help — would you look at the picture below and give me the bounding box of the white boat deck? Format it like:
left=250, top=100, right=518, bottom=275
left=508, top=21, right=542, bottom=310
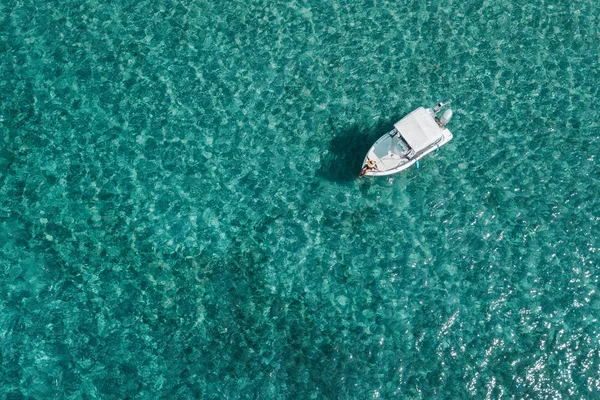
left=366, top=133, right=410, bottom=171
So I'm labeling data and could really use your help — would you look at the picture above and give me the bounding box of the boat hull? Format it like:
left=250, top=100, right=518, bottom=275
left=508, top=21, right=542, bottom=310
left=360, top=110, right=453, bottom=177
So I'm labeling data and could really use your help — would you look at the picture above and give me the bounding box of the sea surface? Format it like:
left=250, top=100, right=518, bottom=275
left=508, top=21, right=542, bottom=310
left=1, top=0, right=599, bottom=398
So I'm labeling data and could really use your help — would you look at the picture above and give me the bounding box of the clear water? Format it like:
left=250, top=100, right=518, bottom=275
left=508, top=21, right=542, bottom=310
left=1, top=0, right=599, bottom=398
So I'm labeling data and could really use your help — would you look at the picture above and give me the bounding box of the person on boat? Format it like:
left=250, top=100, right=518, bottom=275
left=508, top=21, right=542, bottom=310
left=358, top=159, right=378, bottom=178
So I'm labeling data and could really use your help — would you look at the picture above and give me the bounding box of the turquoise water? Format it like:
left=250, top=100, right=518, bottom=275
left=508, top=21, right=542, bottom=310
left=1, top=0, right=599, bottom=397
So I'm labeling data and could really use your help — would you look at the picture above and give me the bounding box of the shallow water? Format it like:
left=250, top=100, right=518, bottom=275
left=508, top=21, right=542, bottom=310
left=1, top=0, right=599, bottom=398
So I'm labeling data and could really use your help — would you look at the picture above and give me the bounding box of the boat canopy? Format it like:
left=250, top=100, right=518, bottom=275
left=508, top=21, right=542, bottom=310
left=393, top=107, right=444, bottom=153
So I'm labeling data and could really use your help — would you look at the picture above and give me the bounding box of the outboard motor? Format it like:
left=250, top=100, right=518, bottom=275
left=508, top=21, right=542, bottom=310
left=433, top=100, right=452, bottom=113
left=438, top=109, right=453, bottom=127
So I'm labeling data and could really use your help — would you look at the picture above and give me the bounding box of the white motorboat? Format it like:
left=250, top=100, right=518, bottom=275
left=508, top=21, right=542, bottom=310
left=358, top=102, right=454, bottom=178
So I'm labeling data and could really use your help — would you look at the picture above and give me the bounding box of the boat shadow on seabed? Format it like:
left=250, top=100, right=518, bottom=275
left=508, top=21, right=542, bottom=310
left=317, top=120, right=390, bottom=183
